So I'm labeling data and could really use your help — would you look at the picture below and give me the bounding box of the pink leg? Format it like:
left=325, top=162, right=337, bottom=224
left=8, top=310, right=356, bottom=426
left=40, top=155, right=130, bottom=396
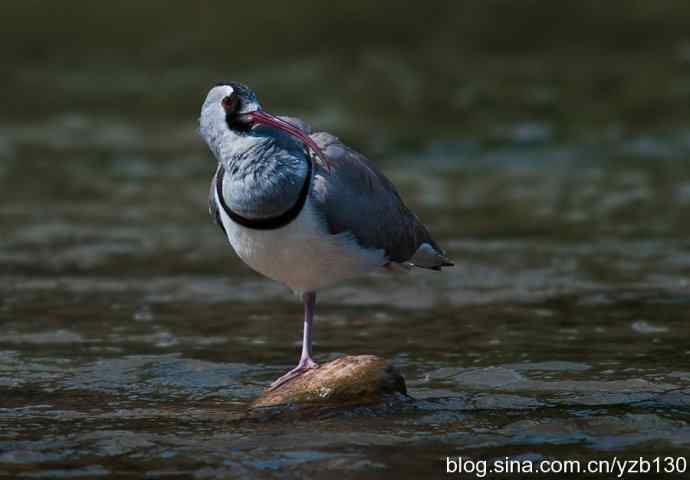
left=269, top=291, right=319, bottom=389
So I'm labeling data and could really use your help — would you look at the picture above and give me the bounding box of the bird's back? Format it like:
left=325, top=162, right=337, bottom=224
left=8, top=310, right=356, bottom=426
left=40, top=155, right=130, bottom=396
left=309, top=131, right=451, bottom=270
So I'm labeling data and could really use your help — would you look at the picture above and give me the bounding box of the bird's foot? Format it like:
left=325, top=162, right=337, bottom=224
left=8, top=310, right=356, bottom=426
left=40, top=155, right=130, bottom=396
left=268, top=358, right=319, bottom=391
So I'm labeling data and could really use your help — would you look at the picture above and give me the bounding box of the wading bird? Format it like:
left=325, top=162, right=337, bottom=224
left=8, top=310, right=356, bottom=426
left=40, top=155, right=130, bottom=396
left=199, top=82, right=452, bottom=389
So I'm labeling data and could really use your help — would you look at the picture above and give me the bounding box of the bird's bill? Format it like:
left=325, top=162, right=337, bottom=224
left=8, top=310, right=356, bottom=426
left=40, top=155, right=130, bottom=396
left=242, top=110, right=331, bottom=172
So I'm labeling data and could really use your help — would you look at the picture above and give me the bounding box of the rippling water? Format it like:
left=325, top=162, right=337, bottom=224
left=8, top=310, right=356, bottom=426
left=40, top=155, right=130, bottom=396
left=2, top=2, right=690, bottom=478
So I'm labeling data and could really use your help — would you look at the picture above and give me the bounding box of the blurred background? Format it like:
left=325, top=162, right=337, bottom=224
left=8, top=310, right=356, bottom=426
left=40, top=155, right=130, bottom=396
left=1, top=1, right=690, bottom=478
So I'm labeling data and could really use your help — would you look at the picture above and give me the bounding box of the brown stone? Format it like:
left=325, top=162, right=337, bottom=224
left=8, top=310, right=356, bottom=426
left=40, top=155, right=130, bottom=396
left=250, top=355, right=407, bottom=409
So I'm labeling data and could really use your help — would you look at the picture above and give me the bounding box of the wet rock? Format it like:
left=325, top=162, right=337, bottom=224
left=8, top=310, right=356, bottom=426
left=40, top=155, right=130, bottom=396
left=251, top=355, right=407, bottom=409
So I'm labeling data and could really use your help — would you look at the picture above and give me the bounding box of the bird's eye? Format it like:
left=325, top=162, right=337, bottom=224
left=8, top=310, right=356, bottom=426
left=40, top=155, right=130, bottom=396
left=222, top=94, right=238, bottom=111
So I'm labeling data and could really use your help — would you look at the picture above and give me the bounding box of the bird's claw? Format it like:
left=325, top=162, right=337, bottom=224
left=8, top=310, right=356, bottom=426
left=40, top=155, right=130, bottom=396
left=268, top=359, right=319, bottom=391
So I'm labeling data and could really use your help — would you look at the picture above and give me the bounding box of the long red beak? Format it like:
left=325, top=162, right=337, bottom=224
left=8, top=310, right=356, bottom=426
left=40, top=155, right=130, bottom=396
left=242, top=110, right=331, bottom=173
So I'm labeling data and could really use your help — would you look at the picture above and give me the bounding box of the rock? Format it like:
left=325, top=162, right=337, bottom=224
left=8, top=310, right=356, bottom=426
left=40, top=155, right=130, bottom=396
left=250, top=355, right=407, bottom=409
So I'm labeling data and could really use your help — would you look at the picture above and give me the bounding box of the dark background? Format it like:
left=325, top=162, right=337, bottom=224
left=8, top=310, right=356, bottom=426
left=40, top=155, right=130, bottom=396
left=3, top=0, right=690, bottom=144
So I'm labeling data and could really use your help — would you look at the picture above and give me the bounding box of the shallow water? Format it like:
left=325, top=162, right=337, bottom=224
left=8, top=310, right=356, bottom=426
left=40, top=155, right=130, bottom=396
left=2, top=2, right=690, bottom=478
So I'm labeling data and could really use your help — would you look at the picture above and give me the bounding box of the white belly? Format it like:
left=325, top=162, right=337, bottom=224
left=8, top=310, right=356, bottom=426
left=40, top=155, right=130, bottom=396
left=216, top=191, right=385, bottom=293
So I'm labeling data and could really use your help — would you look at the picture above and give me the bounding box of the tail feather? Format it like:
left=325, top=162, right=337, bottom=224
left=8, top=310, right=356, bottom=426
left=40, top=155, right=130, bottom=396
left=409, top=242, right=453, bottom=270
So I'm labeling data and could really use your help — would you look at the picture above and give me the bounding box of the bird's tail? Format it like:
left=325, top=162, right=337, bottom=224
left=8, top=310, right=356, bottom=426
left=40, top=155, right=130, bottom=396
left=410, top=243, right=454, bottom=271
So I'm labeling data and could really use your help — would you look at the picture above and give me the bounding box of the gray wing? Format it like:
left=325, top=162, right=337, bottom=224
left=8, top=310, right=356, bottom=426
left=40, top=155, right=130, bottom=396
left=309, top=131, right=452, bottom=268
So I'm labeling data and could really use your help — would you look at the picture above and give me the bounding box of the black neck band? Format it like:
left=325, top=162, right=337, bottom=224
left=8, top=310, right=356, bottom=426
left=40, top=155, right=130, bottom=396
left=215, top=160, right=312, bottom=230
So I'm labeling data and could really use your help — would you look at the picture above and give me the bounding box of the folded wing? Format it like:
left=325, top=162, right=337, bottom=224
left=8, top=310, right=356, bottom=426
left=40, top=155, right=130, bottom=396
left=309, top=132, right=452, bottom=269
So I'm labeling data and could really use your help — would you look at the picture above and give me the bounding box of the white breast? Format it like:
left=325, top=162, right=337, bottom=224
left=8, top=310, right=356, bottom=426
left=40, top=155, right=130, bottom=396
left=215, top=190, right=386, bottom=293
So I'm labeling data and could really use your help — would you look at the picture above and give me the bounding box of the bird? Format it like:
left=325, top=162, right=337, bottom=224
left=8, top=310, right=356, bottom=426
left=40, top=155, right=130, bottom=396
left=199, top=82, right=452, bottom=389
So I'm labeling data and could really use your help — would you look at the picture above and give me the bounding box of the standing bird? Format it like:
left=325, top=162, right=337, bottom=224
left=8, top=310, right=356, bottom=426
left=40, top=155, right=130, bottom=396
left=199, top=82, right=452, bottom=389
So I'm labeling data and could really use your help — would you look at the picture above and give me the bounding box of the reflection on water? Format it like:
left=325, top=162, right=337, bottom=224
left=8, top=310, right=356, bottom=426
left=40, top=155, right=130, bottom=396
left=2, top=1, right=690, bottom=478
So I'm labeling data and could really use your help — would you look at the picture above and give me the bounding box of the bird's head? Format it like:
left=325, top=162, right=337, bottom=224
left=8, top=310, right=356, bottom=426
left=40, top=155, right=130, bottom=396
left=199, top=82, right=330, bottom=171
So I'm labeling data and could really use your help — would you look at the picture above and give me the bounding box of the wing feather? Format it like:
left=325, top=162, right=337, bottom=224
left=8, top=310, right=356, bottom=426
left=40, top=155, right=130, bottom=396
left=309, top=132, right=450, bottom=267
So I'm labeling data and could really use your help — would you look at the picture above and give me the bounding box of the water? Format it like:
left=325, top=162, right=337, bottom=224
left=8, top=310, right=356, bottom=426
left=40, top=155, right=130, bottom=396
left=2, top=2, right=690, bottom=478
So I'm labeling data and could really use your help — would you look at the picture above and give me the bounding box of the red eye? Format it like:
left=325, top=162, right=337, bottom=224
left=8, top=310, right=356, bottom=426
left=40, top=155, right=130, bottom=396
left=222, top=95, right=236, bottom=110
